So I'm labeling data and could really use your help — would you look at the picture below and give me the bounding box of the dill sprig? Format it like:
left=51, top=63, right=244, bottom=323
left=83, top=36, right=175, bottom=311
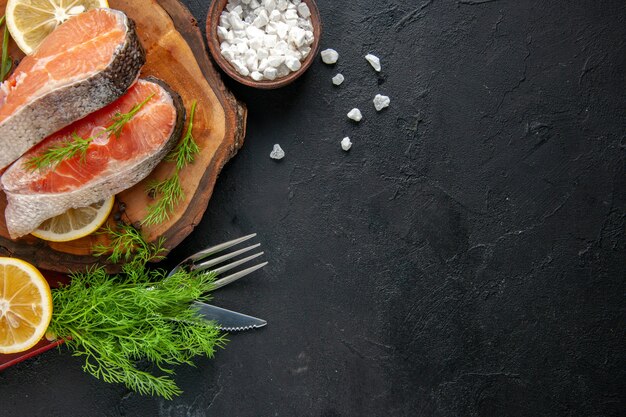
left=24, top=133, right=91, bottom=170
left=25, top=94, right=153, bottom=171
left=92, top=223, right=166, bottom=265
left=143, top=100, right=200, bottom=227
left=142, top=175, right=184, bottom=226
left=0, top=16, right=13, bottom=81
left=166, top=100, right=200, bottom=170
left=108, top=94, right=154, bottom=138
left=47, top=260, right=227, bottom=399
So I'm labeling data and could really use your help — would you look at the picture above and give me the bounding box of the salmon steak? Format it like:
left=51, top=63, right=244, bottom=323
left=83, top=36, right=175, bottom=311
left=1, top=78, right=185, bottom=239
left=0, top=8, right=145, bottom=170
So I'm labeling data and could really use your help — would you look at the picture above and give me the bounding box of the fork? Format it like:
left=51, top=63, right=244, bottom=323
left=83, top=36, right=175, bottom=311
left=169, top=233, right=268, bottom=331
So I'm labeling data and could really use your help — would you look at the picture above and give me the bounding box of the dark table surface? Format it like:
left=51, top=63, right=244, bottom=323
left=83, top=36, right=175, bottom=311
left=1, top=0, right=625, bottom=416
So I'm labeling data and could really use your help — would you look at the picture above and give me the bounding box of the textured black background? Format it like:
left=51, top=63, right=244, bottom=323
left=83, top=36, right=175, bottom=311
left=1, top=0, right=625, bottom=416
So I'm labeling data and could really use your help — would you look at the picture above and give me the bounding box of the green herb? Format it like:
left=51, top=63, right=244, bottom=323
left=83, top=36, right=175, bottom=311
left=48, top=258, right=227, bottom=399
left=142, top=175, right=184, bottom=226
left=25, top=95, right=153, bottom=171
left=142, top=100, right=200, bottom=227
left=92, top=223, right=166, bottom=265
left=0, top=16, right=13, bottom=81
left=24, top=133, right=91, bottom=170
left=166, top=100, right=200, bottom=170
left=108, top=94, right=154, bottom=138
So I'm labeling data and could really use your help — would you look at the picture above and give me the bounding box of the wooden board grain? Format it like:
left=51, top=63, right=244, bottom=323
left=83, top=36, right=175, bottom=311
left=0, top=0, right=246, bottom=272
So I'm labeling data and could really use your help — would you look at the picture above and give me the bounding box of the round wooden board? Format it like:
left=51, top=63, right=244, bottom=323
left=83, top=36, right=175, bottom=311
left=0, top=0, right=247, bottom=272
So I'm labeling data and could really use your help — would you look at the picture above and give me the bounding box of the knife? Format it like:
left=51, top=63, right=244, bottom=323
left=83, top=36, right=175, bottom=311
left=192, top=301, right=267, bottom=332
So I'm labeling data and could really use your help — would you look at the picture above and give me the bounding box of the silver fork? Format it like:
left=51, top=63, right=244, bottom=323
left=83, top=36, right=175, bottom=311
left=169, top=233, right=268, bottom=332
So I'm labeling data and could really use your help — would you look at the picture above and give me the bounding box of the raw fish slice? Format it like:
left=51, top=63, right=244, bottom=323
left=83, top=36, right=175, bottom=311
left=0, top=8, right=146, bottom=170
left=1, top=78, right=185, bottom=239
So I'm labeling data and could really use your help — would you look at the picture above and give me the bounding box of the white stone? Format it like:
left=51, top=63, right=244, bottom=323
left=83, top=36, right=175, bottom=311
left=251, top=71, right=264, bottom=81
left=276, top=64, right=290, bottom=77
left=274, top=40, right=289, bottom=53
left=264, top=0, right=276, bottom=12
left=300, top=46, right=311, bottom=58
left=222, top=49, right=236, bottom=62
left=275, top=21, right=289, bottom=38
left=365, top=53, right=381, bottom=72
left=269, top=9, right=282, bottom=21
left=304, top=30, right=314, bottom=44
left=288, top=26, right=306, bottom=48
left=321, top=48, right=339, bottom=64
left=259, top=58, right=269, bottom=72
left=264, top=34, right=278, bottom=48
left=253, top=13, right=269, bottom=28
left=332, top=73, right=344, bottom=85
left=231, top=59, right=250, bottom=76
left=297, top=3, right=311, bottom=18
left=249, top=36, right=264, bottom=50
left=341, top=137, right=352, bottom=151
left=263, top=67, right=278, bottom=80
left=233, top=5, right=244, bottom=16
left=246, top=25, right=265, bottom=39
left=236, top=42, right=249, bottom=54
left=347, top=108, right=363, bottom=122
left=373, top=94, right=390, bottom=111
left=277, top=0, right=288, bottom=11
left=267, top=55, right=285, bottom=67
left=229, top=12, right=245, bottom=30
left=270, top=144, right=285, bottom=159
left=284, top=9, right=298, bottom=20
left=285, top=56, right=302, bottom=71
left=220, top=14, right=231, bottom=29
left=257, top=48, right=269, bottom=60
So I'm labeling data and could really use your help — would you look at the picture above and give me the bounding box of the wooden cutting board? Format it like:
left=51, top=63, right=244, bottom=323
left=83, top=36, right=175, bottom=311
left=0, top=0, right=246, bottom=272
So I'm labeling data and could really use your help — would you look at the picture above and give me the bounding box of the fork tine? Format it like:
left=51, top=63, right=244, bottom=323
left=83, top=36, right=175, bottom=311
left=210, top=252, right=265, bottom=276
left=210, top=262, right=268, bottom=290
left=187, top=233, right=257, bottom=263
left=191, top=243, right=261, bottom=272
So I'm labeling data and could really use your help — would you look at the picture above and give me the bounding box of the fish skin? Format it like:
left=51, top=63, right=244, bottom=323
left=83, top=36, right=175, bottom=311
left=0, top=9, right=146, bottom=171
left=1, top=77, right=185, bottom=239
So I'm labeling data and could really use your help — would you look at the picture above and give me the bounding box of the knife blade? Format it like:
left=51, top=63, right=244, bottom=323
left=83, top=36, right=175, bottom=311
left=192, top=301, right=267, bottom=332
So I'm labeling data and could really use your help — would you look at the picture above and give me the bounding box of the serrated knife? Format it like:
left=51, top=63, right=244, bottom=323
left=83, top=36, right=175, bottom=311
left=192, top=301, right=267, bottom=332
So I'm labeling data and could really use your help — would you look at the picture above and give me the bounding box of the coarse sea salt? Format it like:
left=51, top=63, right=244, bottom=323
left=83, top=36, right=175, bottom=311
left=365, top=53, right=381, bottom=72
left=321, top=48, right=339, bottom=64
left=270, top=144, right=285, bottom=159
left=373, top=94, right=390, bottom=111
left=347, top=108, right=362, bottom=122
left=218, top=0, right=315, bottom=81
left=341, top=137, right=352, bottom=151
left=332, top=73, right=344, bottom=86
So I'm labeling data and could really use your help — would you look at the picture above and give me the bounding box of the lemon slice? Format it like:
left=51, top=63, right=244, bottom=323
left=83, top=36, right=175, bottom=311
left=5, top=0, right=109, bottom=55
left=31, top=196, right=115, bottom=242
left=0, top=257, right=52, bottom=354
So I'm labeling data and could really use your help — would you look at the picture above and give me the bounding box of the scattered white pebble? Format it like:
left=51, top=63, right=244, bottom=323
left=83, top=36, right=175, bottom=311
left=218, top=0, right=315, bottom=81
left=332, top=73, right=344, bottom=86
left=373, top=94, right=390, bottom=111
left=321, top=48, right=339, bottom=64
left=270, top=144, right=285, bottom=160
left=341, top=137, right=352, bottom=151
left=347, top=108, right=362, bottom=122
left=365, top=53, right=381, bottom=72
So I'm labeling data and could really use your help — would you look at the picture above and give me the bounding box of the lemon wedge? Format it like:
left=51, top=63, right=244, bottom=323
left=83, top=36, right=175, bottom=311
left=5, top=0, right=109, bottom=54
left=0, top=257, right=52, bottom=354
left=31, top=196, right=115, bottom=242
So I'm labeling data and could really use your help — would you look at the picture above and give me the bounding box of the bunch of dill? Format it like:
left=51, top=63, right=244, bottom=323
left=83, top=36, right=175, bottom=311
left=48, top=256, right=227, bottom=399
